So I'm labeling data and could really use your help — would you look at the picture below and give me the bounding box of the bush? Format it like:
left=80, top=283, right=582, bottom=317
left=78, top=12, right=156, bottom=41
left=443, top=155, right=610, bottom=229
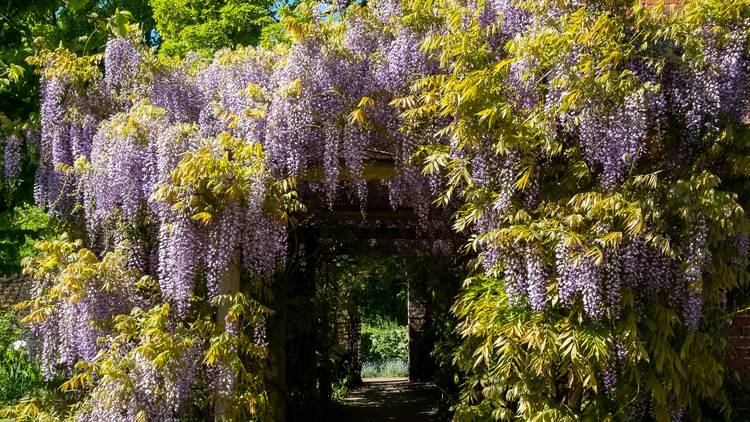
left=0, top=313, right=43, bottom=404
left=360, top=319, right=408, bottom=364
left=0, top=314, right=19, bottom=351
left=360, top=319, right=409, bottom=379
left=0, top=347, right=43, bottom=404
left=0, top=205, right=56, bottom=276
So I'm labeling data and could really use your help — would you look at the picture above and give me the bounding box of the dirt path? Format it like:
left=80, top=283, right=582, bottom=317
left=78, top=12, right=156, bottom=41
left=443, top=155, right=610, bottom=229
left=334, top=377, right=442, bottom=422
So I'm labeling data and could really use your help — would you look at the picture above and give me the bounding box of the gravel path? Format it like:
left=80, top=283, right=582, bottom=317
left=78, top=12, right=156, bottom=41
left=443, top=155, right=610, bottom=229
left=334, top=377, right=442, bottom=422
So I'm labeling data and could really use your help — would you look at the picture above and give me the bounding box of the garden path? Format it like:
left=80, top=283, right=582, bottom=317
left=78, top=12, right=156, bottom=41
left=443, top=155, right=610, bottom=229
left=335, top=377, right=442, bottom=421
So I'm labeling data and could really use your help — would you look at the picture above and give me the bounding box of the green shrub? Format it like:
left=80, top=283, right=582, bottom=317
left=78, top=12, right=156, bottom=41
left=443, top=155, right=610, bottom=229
left=0, top=313, right=43, bottom=405
left=0, top=314, right=19, bottom=352
left=0, top=348, right=43, bottom=404
left=0, top=205, right=57, bottom=276
left=361, top=319, right=408, bottom=364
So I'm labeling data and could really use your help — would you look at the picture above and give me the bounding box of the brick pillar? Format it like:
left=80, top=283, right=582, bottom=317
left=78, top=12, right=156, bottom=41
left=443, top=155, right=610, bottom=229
left=728, top=309, right=750, bottom=386
left=408, top=276, right=434, bottom=381
left=347, top=305, right=362, bottom=384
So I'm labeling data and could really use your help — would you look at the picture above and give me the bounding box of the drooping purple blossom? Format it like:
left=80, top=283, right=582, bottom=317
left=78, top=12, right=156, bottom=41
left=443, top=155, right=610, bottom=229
left=525, top=245, right=547, bottom=311
left=158, top=212, right=201, bottom=317
left=3, top=133, right=21, bottom=180
left=683, top=218, right=708, bottom=331
left=577, top=93, right=647, bottom=189
left=667, top=26, right=750, bottom=142
left=104, top=37, right=142, bottom=91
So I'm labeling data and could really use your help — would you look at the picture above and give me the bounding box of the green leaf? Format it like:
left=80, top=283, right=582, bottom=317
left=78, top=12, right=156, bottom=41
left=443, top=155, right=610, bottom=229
left=67, top=0, right=90, bottom=11
left=111, top=8, right=133, bottom=37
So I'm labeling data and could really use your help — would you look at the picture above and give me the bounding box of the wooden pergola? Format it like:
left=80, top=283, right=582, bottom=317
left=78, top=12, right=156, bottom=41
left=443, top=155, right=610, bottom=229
left=216, top=156, right=458, bottom=420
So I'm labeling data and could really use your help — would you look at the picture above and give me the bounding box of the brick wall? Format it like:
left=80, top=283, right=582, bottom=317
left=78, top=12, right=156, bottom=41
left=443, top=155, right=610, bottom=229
left=728, top=305, right=750, bottom=415
left=0, top=275, right=31, bottom=310
left=728, top=307, right=750, bottom=386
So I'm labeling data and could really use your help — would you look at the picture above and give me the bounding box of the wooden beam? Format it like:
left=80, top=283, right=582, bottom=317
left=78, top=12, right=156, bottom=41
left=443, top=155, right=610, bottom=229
left=300, top=159, right=398, bottom=182
left=315, top=210, right=418, bottom=221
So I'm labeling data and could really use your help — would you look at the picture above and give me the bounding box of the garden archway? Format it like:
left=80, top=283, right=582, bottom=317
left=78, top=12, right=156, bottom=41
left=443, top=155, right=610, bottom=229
left=216, top=171, right=461, bottom=421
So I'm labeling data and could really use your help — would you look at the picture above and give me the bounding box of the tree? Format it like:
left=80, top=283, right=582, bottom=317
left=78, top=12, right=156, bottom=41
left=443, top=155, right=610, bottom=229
left=149, top=0, right=276, bottom=56
left=0, top=1, right=155, bottom=276
left=0, top=0, right=155, bottom=124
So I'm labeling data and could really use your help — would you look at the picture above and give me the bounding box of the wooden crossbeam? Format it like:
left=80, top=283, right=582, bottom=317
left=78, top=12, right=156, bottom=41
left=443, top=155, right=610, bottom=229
left=315, top=210, right=418, bottom=221
left=300, top=159, right=398, bottom=182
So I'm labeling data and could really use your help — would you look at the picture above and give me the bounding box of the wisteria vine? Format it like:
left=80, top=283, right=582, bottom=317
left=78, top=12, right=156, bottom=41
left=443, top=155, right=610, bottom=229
left=17, top=0, right=750, bottom=420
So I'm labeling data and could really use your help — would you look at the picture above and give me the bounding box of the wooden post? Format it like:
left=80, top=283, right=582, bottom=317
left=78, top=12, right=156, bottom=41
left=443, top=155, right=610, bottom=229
left=284, top=227, right=321, bottom=421
left=348, top=301, right=363, bottom=385
left=268, top=279, right=287, bottom=422
left=300, top=159, right=398, bottom=182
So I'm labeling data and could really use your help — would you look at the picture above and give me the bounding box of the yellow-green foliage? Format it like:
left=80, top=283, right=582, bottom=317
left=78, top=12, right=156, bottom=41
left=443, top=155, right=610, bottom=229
left=154, top=130, right=303, bottom=226
left=16, top=234, right=137, bottom=326
left=27, top=47, right=102, bottom=84
left=397, top=0, right=750, bottom=420
left=6, top=234, right=278, bottom=421
left=155, top=132, right=267, bottom=223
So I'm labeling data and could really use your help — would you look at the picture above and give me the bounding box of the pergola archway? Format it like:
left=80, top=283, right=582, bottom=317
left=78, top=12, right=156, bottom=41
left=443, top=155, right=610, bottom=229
left=218, top=158, right=461, bottom=420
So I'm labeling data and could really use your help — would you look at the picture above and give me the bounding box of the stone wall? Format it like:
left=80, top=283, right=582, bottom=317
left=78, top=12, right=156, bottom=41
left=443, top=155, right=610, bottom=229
left=0, top=275, right=30, bottom=310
